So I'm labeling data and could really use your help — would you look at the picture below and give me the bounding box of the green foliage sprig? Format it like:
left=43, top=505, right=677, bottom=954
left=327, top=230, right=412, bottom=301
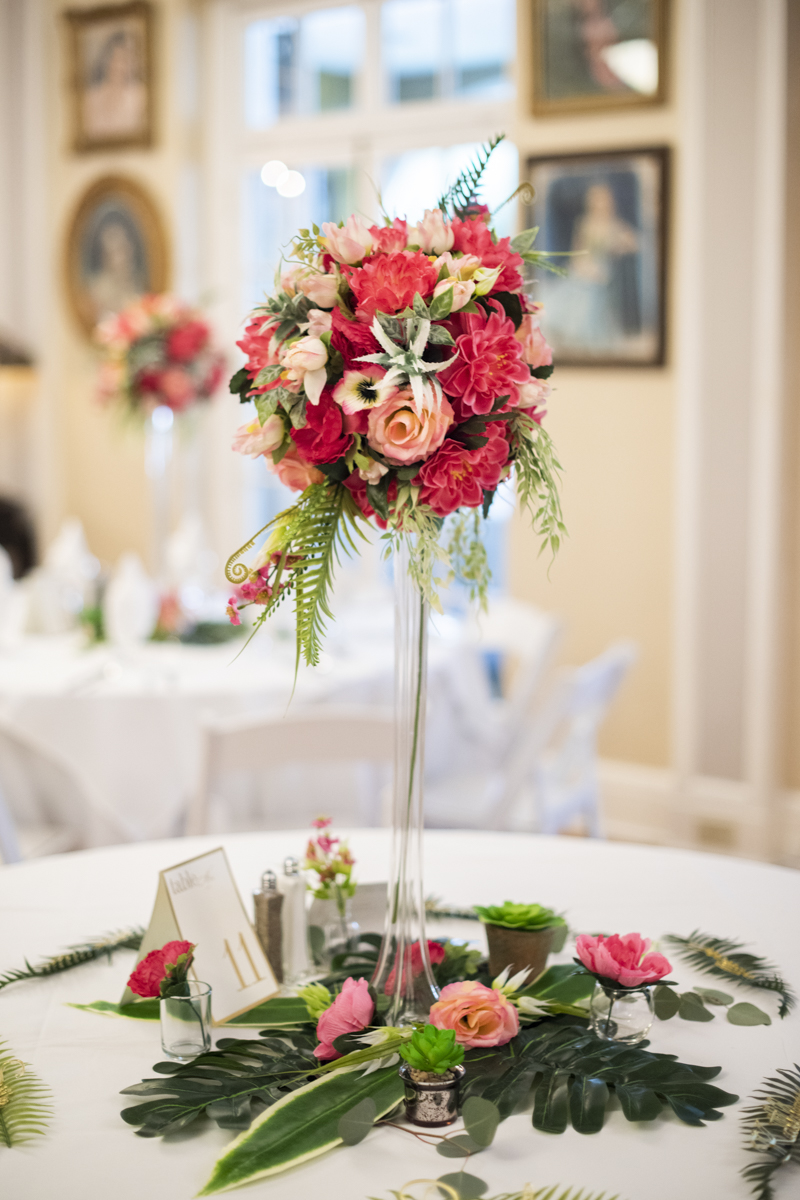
left=664, top=930, right=795, bottom=1018
left=508, top=413, right=566, bottom=561
left=740, top=1064, right=800, bottom=1200
left=0, top=1042, right=52, bottom=1147
left=0, top=927, right=144, bottom=992
left=475, top=901, right=565, bottom=932
left=400, top=1025, right=464, bottom=1076
left=654, top=983, right=772, bottom=1026
left=437, top=134, right=506, bottom=218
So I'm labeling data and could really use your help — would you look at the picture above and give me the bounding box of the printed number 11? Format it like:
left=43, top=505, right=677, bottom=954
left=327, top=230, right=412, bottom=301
left=224, top=933, right=264, bottom=990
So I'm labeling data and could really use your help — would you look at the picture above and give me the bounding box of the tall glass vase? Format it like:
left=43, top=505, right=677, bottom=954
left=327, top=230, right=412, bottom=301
left=144, top=405, right=175, bottom=585
left=371, top=538, right=439, bottom=1024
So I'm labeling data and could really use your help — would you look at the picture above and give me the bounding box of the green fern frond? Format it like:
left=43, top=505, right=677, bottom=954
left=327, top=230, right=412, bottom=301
left=0, top=1043, right=53, bottom=1147
left=740, top=1064, right=800, bottom=1199
left=0, top=927, right=144, bottom=992
left=665, top=931, right=795, bottom=1018
left=437, top=134, right=506, bottom=218
left=508, top=413, right=566, bottom=561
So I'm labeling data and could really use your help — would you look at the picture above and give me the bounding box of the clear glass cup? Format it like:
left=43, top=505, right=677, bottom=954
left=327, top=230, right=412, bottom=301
left=159, top=981, right=212, bottom=1061
left=589, top=983, right=654, bottom=1044
left=308, top=892, right=360, bottom=969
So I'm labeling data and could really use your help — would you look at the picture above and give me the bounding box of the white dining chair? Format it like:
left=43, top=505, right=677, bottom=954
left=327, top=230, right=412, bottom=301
left=0, top=718, right=132, bottom=862
left=492, top=640, right=638, bottom=835
left=187, top=705, right=395, bottom=835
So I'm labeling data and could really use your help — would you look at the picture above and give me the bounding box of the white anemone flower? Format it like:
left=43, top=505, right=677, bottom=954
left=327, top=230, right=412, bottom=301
left=333, top=367, right=395, bottom=414
left=492, top=965, right=534, bottom=996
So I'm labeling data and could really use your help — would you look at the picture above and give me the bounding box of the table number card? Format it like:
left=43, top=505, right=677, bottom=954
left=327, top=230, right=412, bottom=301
left=121, top=847, right=279, bottom=1023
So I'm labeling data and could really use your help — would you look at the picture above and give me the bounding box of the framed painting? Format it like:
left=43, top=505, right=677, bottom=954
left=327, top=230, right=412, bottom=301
left=531, top=0, right=668, bottom=116
left=65, top=175, right=169, bottom=336
left=526, top=148, right=669, bottom=366
left=65, top=2, right=154, bottom=152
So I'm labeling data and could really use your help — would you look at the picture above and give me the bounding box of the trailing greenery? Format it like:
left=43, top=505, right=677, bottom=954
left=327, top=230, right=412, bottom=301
left=508, top=413, right=566, bottom=561
left=0, top=1041, right=52, bottom=1148
left=740, top=1064, right=800, bottom=1200
left=474, top=901, right=565, bottom=932
left=444, top=510, right=491, bottom=609
left=654, top=984, right=772, bottom=1026
left=664, top=930, right=795, bottom=1018
left=436, top=134, right=506, bottom=219
left=400, top=1025, right=464, bottom=1076
left=0, top=927, right=144, bottom=992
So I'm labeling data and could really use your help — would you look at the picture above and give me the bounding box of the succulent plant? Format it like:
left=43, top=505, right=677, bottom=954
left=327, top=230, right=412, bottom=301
left=474, top=901, right=565, bottom=932
left=400, top=1024, right=465, bottom=1075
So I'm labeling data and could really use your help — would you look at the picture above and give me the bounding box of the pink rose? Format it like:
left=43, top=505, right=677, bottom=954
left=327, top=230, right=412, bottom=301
left=231, top=414, right=285, bottom=457
left=268, top=444, right=324, bottom=492
left=314, top=976, right=374, bottom=1060
left=281, top=336, right=328, bottom=375
left=408, top=208, right=454, bottom=255
left=367, top=392, right=454, bottom=465
left=127, top=940, right=195, bottom=999
left=299, top=272, right=340, bottom=308
left=321, top=215, right=373, bottom=265
left=575, top=933, right=672, bottom=988
left=433, top=277, right=475, bottom=312
left=515, top=312, right=553, bottom=369
left=429, top=980, right=519, bottom=1049
left=305, top=309, right=333, bottom=338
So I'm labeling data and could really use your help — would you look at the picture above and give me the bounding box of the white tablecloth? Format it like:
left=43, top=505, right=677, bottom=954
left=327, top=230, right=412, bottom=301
left=1, top=831, right=798, bottom=1199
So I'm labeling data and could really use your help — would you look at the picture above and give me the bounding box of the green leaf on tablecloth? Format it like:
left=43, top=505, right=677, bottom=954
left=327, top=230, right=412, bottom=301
left=462, top=1096, right=500, bottom=1147
left=337, top=1096, right=377, bottom=1145
left=0, top=1040, right=53, bottom=1148
left=664, top=930, right=795, bottom=1018
left=71, top=995, right=311, bottom=1027
left=436, top=1171, right=489, bottom=1199
left=727, top=1002, right=771, bottom=1026
left=693, top=987, right=734, bottom=1006
left=198, top=1065, right=403, bottom=1194
left=436, top=1134, right=483, bottom=1157
left=654, top=984, right=681, bottom=1019
left=678, top=992, right=715, bottom=1022
left=0, top=927, right=144, bottom=992
left=69, top=999, right=160, bottom=1020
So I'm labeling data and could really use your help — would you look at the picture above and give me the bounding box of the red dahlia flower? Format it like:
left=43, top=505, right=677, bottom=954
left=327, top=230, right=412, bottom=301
left=166, top=319, right=209, bottom=362
left=345, top=251, right=439, bottom=320
left=291, top=388, right=352, bottom=465
left=450, top=216, right=525, bottom=294
left=440, top=301, right=531, bottom=417
left=414, top=424, right=510, bottom=515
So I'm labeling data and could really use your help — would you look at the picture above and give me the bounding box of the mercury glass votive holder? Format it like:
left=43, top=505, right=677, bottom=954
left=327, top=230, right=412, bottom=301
left=159, top=981, right=212, bottom=1061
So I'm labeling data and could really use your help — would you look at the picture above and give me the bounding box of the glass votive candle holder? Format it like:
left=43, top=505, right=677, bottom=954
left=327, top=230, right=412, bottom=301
left=589, top=983, right=654, bottom=1045
left=160, top=982, right=212, bottom=1061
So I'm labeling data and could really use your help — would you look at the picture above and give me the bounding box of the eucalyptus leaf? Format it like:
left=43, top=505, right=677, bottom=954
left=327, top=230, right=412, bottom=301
left=727, top=1002, right=771, bottom=1026
left=436, top=1172, right=489, bottom=1199
left=337, top=1096, right=377, bottom=1145
left=653, top=985, right=681, bottom=1020
left=678, top=992, right=715, bottom=1022
left=694, top=988, right=734, bottom=1006
left=461, top=1096, right=500, bottom=1147
left=436, top=1133, right=483, bottom=1157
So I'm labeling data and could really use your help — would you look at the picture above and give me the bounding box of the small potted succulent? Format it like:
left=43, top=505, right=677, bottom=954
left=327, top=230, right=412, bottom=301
left=475, top=901, right=567, bottom=980
left=398, top=1024, right=466, bottom=1126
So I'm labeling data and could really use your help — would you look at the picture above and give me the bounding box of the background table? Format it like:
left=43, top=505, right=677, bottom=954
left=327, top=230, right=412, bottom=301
left=2, top=831, right=798, bottom=1200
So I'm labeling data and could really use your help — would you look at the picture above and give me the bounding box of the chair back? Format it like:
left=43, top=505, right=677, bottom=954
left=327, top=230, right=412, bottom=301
left=189, top=705, right=395, bottom=835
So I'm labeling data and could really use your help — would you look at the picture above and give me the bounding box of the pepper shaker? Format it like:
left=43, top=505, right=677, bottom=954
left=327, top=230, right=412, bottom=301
left=253, top=870, right=284, bottom=984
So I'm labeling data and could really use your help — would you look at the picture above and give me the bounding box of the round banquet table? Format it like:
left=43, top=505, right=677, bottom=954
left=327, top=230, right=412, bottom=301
left=1, top=830, right=798, bottom=1200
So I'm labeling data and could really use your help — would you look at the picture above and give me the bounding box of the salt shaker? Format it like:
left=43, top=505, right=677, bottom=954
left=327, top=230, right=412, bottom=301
left=278, top=856, right=311, bottom=983
left=253, top=870, right=284, bottom=984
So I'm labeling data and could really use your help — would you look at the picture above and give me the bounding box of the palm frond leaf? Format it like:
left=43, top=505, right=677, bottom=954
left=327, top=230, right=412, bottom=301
left=0, top=927, right=144, bottom=992
left=740, top=1064, right=800, bottom=1199
left=0, top=1042, right=53, bottom=1147
left=665, top=930, right=795, bottom=1018
left=437, top=134, right=506, bottom=219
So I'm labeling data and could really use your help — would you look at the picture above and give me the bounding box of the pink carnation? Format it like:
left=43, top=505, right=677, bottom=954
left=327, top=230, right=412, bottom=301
left=414, top=423, right=510, bottom=516
left=429, top=980, right=519, bottom=1049
left=450, top=215, right=524, bottom=293
left=314, top=976, right=374, bottom=1060
left=440, top=301, right=531, bottom=417
left=345, top=251, right=439, bottom=320
left=368, top=218, right=409, bottom=255
left=236, top=314, right=282, bottom=387
left=330, top=306, right=381, bottom=367
left=575, top=933, right=672, bottom=988
left=127, top=940, right=194, bottom=999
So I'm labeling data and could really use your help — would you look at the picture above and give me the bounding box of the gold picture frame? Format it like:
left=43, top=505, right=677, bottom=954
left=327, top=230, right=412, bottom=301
left=531, top=0, right=669, bottom=117
left=64, top=174, right=170, bottom=337
left=65, top=2, right=154, bottom=153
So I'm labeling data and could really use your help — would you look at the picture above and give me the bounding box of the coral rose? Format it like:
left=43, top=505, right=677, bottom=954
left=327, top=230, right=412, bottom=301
left=127, top=940, right=194, bottom=999
left=269, top=444, right=324, bottom=492
left=166, top=319, right=208, bottom=363
left=368, top=392, right=453, bottom=465
left=575, top=933, right=672, bottom=988
left=450, top=215, right=525, bottom=293
left=414, top=423, right=509, bottom=515
left=291, top=388, right=352, bottom=465
left=314, top=976, right=374, bottom=1060
left=346, top=251, right=439, bottom=320
left=232, top=414, right=285, bottom=457
left=429, top=980, right=519, bottom=1048
left=440, top=301, right=531, bottom=417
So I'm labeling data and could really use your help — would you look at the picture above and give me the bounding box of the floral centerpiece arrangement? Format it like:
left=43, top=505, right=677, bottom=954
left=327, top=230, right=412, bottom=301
left=96, top=294, right=224, bottom=416
left=303, top=817, right=358, bottom=963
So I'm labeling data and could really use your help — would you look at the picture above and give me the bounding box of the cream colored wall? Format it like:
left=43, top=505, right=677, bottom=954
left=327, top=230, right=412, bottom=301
left=506, top=0, right=681, bottom=768
left=44, top=0, right=196, bottom=567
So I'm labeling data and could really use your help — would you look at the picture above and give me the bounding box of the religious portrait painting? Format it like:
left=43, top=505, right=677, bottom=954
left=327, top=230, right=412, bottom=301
left=65, top=2, right=154, bottom=152
left=531, top=0, right=668, bottom=116
left=65, top=175, right=169, bottom=336
left=526, top=148, right=669, bottom=366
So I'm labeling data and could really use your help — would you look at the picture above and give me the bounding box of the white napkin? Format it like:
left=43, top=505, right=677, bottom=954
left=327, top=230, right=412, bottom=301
left=28, top=518, right=100, bottom=633
left=104, top=553, right=159, bottom=646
